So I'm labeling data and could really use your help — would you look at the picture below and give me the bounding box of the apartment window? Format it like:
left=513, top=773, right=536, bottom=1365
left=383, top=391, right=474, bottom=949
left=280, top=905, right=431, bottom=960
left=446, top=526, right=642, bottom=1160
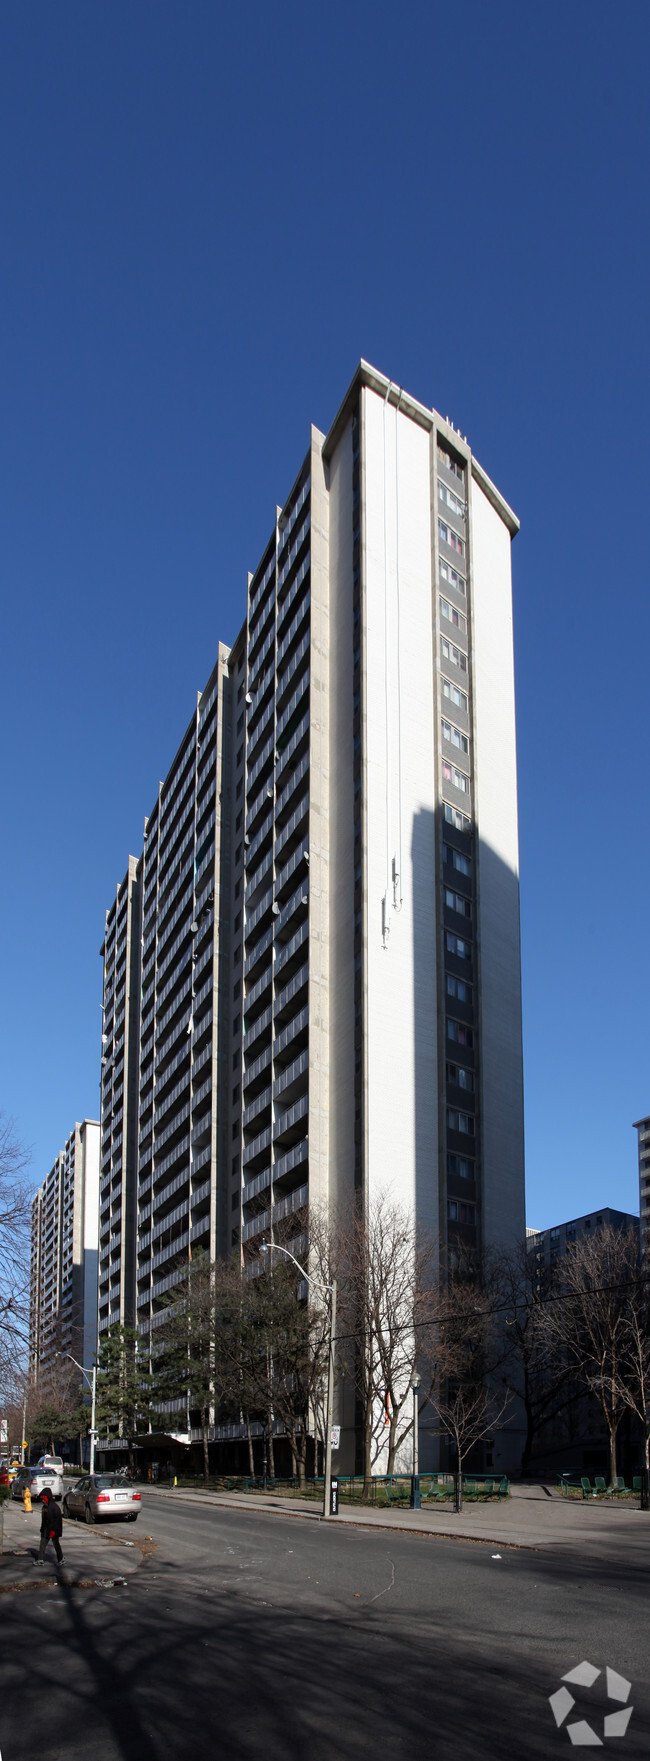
left=441, top=638, right=467, bottom=673
left=235, top=844, right=242, bottom=865
left=448, top=1199, right=475, bottom=1224
left=237, top=746, right=243, bottom=768
left=234, top=911, right=241, bottom=932
left=445, top=888, right=471, bottom=919
left=443, top=845, right=471, bottom=877
left=447, top=1108, right=475, bottom=1136
left=238, top=683, right=244, bottom=702
left=446, top=1061, right=474, bottom=1091
left=233, top=980, right=241, bottom=1000
left=232, top=1121, right=239, bottom=1139
left=566, top=1222, right=576, bottom=1240
left=447, top=1018, right=474, bottom=1048
left=236, top=779, right=243, bottom=799
left=440, top=596, right=467, bottom=633
left=442, top=676, right=468, bottom=713
left=442, top=719, right=469, bottom=754
left=438, top=482, right=466, bottom=519
left=442, top=760, right=469, bottom=794
left=438, top=518, right=465, bottom=557
left=232, top=1085, right=240, bottom=1105
left=237, top=714, right=244, bottom=735
left=234, top=878, right=241, bottom=898
left=444, top=803, right=472, bottom=834
left=231, top=1190, right=239, bottom=1211
left=232, top=1050, right=239, bottom=1070
left=440, top=559, right=466, bottom=596
left=437, top=445, right=465, bottom=485
left=232, top=1014, right=240, bottom=1038
left=446, top=974, right=472, bottom=1003
left=446, top=931, right=471, bottom=960
left=234, top=944, right=241, bottom=966
left=447, top=1152, right=474, bottom=1179
left=235, top=813, right=242, bottom=832
left=232, top=1156, right=240, bottom=1175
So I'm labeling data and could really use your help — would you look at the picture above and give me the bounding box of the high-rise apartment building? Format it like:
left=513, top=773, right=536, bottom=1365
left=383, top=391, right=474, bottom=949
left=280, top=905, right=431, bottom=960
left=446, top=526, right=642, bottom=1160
left=633, top=1114, right=650, bottom=1252
left=29, top=1119, right=100, bottom=1382
left=99, top=361, right=526, bottom=1467
left=98, top=856, right=142, bottom=1336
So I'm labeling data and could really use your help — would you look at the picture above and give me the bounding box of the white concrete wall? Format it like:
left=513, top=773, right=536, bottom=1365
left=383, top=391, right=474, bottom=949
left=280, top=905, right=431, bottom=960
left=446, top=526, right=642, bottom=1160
left=362, top=388, right=438, bottom=1233
left=470, top=480, right=525, bottom=1250
left=81, top=1120, right=100, bottom=1367
left=327, top=416, right=356, bottom=1217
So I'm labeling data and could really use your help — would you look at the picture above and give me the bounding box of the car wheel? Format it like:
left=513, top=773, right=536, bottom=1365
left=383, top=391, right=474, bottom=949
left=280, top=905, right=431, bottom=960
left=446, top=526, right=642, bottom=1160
left=84, top=1503, right=94, bottom=1525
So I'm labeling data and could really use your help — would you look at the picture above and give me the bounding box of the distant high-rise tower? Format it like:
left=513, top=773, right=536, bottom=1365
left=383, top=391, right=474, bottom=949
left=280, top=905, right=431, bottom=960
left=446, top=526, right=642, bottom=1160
left=633, top=1114, right=650, bottom=1253
left=29, top=1119, right=99, bottom=1382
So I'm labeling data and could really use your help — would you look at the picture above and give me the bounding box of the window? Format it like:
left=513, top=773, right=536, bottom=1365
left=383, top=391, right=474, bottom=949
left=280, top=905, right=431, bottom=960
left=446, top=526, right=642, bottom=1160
left=232, top=1121, right=239, bottom=1139
left=237, top=714, right=244, bottom=735
left=234, top=911, right=241, bottom=932
left=440, top=558, right=466, bottom=596
left=233, top=979, right=241, bottom=999
left=238, top=683, right=244, bottom=702
left=439, top=482, right=466, bottom=519
left=448, top=1199, right=476, bottom=1223
left=445, top=888, right=471, bottom=919
left=234, top=944, right=241, bottom=966
left=235, top=844, right=242, bottom=865
left=234, top=878, right=241, bottom=897
left=438, top=518, right=465, bottom=557
left=440, top=596, right=467, bottom=633
left=566, top=1222, right=576, bottom=1240
left=232, top=1051, right=239, bottom=1070
left=446, top=1061, right=474, bottom=1091
left=447, top=1018, right=474, bottom=1048
left=443, top=845, right=471, bottom=877
left=441, top=677, right=468, bottom=713
left=442, top=720, right=469, bottom=754
left=442, top=760, right=469, bottom=794
left=235, top=813, right=242, bottom=832
left=236, top=779, right=243, bottom=799
left=437, top=445, right=465, bottom=484
left=447, top=1152, right=474, bottom=1179
left=231, top=1191, right=239, bottom=1211
left=447, top=1109, right=475, bottom=1136
left=441, top=637, right=467, bottom=673
left=232, top=1084, right=240, bottom=1104
left=443, top=803, right=471, bottom=833
left=446, top=931, right=471, bottom=961
left=446, top=974, right=472, bottom=1003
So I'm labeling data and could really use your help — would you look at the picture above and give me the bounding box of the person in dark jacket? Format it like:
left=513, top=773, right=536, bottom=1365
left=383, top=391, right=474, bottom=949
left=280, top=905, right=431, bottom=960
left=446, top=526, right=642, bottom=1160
left=37, top=1488, right=64, bottom=1565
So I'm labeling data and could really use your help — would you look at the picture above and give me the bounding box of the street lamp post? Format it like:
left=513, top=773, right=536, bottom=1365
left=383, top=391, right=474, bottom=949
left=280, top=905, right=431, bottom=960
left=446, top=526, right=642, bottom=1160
left=260, top=1243, right=337, bottom=1519
left=410, top=1371, right=421, bottom=1509
left=56, top=1352, right=97, bottom=1473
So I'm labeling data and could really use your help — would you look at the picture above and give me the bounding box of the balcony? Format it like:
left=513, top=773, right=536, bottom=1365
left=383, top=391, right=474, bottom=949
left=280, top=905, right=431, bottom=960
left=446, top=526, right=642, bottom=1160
left=273, top=1049, right=308, bottom=1102
left=242, top=1086, right=272, bottom=1132
left=275, top=711, right=309, bottom=781
left=244, top=1004, right=272, bottom=1053
left=276, top=837, right=308, bottom=901
left=243, top=1126, right=272, bottom=1170
left=276, top=670, right=309, bottom=742
left=277, top=586, right=310, bottom=667
left=274, top=793, right=309, bottom=860
left=242, top=1044, right=272, bottom=1093
left=274, top=879, right=309, bottom=942
left=273, top=1005, right=308, bottom=1060
left=244, top=924, right=273, bottom=981
left=274, top=962, right=308, bottom=1024
left=273, top=1093, right=308, bottom=1146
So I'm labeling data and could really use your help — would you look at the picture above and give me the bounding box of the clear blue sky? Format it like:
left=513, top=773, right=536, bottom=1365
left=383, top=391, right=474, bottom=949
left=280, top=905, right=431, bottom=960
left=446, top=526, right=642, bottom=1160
left=2, top=1, right=648, bottom=1227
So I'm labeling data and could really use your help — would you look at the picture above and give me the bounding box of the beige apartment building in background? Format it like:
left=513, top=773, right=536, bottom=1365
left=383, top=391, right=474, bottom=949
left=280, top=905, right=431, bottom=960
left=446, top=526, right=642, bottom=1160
left=29, top=1118, right=100, bottom=1383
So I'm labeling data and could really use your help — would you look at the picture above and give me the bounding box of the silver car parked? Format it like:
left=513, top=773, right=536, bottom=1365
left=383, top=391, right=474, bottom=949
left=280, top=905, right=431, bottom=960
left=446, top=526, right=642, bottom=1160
left=63, top=1473, right=142, bottom=1524
left=11, top=1466, right=63, bottom=1501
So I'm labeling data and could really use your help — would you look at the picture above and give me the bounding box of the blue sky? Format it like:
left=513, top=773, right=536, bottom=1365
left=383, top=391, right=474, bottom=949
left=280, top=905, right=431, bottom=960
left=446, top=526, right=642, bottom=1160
left=2, top=1, right=649, bottom=1226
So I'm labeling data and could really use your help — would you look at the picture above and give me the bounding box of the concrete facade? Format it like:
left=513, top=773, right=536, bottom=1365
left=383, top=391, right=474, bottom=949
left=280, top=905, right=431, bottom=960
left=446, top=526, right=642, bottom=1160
left=29, top=1119, right=100, bottom=1383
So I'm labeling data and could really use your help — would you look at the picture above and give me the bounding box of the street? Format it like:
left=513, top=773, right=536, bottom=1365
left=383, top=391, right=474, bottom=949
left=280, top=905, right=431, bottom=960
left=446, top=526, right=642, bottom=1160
left=1, top=1494, right=649, bottom=1761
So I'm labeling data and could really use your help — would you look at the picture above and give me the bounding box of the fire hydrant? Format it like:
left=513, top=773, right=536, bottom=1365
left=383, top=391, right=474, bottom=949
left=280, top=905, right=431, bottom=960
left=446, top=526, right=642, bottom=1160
left=23, top=1485, right=32, bottom=1513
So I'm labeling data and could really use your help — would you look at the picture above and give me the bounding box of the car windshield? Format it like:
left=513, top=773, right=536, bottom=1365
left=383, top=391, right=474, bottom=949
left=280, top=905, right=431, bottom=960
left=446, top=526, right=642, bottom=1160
left=35, top=1469, right=55, bottom=1478
left=92, top=1476, right=124, bottom=1489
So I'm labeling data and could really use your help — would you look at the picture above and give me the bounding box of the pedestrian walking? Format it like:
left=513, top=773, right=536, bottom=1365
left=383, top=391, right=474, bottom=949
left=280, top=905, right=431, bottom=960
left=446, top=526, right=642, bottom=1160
left=36, top=1488, right=64, bottom=1566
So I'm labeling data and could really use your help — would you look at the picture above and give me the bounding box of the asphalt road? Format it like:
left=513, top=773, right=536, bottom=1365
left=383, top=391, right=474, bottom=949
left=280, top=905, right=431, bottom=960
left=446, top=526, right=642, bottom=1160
left=1, top=1492, right=648, bottom=1761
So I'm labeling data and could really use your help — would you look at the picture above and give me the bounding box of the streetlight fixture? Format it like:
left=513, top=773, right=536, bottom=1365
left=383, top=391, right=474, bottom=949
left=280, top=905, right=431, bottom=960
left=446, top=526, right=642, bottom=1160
left=56, top=1352, right=97, bottom=1474
left=260, top=1242, right=337, bottom=1519
left=410, top=1371, right=421, bottom=1509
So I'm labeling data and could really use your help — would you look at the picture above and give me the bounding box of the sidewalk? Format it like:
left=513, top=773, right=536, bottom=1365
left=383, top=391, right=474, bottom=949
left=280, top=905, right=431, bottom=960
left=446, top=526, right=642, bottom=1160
left=0, top=1498, right=145, bottom=1591
left=140, top=1479, right=650, bottom=1561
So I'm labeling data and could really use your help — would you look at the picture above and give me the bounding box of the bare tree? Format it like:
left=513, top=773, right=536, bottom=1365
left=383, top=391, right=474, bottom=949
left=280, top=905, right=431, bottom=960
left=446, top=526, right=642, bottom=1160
left=342, top=1194, right=446, bottom=1496
left=427, top=1379, right=512, bottom=1510
left=0, top=1117, right=31, bottom=1384
left=150, top=1252, right=223, bottom=1482
left=496, top=1243, right=573, bottom=1475
left=540, top=1222, right=638, bottom=1485
left=615, top=1257, right=650, bottom=1505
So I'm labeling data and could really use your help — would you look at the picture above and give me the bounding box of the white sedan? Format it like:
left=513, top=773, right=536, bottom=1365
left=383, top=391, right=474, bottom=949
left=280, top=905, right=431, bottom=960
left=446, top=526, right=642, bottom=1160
left=11, top=1465, right=64, bottom=1501
left=63, top=1474, right=142, bottom=1523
